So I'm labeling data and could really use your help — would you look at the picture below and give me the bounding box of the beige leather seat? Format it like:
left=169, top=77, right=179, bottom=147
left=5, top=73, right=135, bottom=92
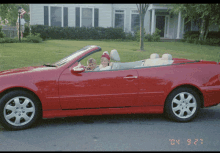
left=161, top=54, right=174, bottom=65
left=143, top=53, right=173, bottom=67
left=143, top=53, right=160, bottom=66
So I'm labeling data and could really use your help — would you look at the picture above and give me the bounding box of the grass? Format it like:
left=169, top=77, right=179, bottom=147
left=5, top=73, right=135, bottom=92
left=0, top=39, right=220, bottom=71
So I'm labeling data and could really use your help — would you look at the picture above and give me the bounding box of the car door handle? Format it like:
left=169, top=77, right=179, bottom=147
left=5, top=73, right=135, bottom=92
left=123, top=76, right=138, bottom=79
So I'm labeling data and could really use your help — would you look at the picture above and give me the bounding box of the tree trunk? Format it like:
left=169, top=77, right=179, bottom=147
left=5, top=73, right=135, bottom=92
left=199, top=16, right=210, bottom=41
left=140, top=14, right=145, bottom=51
left=204, top=16, right=210, bottom=40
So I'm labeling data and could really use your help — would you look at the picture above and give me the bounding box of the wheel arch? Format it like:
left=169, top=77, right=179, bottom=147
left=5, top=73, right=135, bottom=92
left=0, top=87, right=42, bottom=114
left=164, top=84, right=204, bottom=110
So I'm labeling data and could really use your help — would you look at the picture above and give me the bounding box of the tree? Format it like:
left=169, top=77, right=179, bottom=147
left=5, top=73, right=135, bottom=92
left=136, top=3, right=149, bottom=51
left=169, top=4, right=220, bottom=41
left=0, top=4, right=29, bottom=26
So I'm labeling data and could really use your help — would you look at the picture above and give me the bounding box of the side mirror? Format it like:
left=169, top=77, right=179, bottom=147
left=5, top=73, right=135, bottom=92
left=71, top=65, right=85, bottom=73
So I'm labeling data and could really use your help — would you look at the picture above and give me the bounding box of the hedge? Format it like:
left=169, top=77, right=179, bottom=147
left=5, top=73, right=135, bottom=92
left=184, top=31, right=220, bottom=40
left=183, top=31, right=220, bottom=46
left=30, top=25, right=126, bottom=40
left=0, top=33, right=42, bottom=43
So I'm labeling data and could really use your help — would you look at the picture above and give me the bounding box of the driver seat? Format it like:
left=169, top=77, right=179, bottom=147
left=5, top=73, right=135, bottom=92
left=110, top=49, right=121, bottom=70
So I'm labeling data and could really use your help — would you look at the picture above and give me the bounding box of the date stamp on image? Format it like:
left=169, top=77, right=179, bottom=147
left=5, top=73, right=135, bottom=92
left=169, top=139, right=203, bottom=145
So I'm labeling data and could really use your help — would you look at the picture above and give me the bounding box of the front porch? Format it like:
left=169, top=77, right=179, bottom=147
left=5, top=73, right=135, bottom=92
left=148, top=4, right=184, bottom=39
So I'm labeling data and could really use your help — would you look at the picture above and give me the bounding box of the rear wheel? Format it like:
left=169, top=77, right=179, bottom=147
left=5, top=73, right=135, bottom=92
left=0, top=90, right=41, bottom=130
left=164, top=87, right=201, bottom=122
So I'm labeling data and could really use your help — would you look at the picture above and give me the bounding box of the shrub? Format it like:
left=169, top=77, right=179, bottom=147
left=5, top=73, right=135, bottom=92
left=183, top=31, right=200, bottom=40
left=30, top=25, right=127, bottom=40
left=194, top=38, right=199, bottom=44
left=207, top=31, right=220, bottom=39
left=186, top=37, right=194, bottom=43
left=205, top=38, right=220, bottom=46
left=145, top=34, right=153, bottom=42
left=23, top=24, right=30, bottom=38
left=0, top=26, right=6, bottom=38
left=125, top=32, right=135, bottom=40
left=152, top=28, right=161, bottom=42
left=135, top=28, right=146, bottom=42
left=23, top=33, right=42, bottom=43
left=198, top=39, right=206, bottom=45
left=0, top=37, right=19, bottom=43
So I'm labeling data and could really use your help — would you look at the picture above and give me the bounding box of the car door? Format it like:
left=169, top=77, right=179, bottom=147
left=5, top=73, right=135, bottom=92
left=136, top=66, right=173, bottom=106
left=59, top=63, right=140, bottom=110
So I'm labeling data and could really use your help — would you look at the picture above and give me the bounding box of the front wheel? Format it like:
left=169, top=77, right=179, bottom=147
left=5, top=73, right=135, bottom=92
left=0, top=90, right=42, bottom=130
left=164, top=87, right=201, bottom=122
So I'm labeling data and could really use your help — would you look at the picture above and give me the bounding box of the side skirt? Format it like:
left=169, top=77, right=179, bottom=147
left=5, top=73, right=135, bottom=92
left=42, top=106, right=164, bottom=119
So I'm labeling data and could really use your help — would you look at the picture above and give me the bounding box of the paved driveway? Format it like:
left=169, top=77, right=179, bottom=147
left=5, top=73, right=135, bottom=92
left=0, top=105, right=220, bottom=151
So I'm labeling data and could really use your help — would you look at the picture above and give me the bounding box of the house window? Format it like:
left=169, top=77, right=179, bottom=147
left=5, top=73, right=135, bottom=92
left=94, top=8, right=99, bottom=27
left=131, top=10, right=140, bottom=31
left=75, top=7, right=80, bottom=27
left=82, top=8, right=92, bottom=28
left=44, top=6, right=49, bottom=26
left=51, top=6, right=61, bottom=27
left=64, top=7, right=68, bottom=27
left=75, top=7, right=99, bottom=28
left=115, top=10, right=124, bottom=30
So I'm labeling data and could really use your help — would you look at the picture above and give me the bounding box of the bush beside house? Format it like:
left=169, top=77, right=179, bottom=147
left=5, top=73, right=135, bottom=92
left=183, top=31, right=220, bottom=46
left=0, top=26, right=6, bottom=38
left=30, top=25, right=126, bottom=41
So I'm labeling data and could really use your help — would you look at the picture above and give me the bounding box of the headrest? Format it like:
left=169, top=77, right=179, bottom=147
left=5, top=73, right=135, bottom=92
left=110, top=49, right=120, bottom=61
left=150, top=53, right=159, bottom=59
left=162, top=54, right=172, bottom=60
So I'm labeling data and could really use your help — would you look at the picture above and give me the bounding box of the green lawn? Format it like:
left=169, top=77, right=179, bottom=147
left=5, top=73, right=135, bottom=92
left=0, top=40, right=220, bottom=71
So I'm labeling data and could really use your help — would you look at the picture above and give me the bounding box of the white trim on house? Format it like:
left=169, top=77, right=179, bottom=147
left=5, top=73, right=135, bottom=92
left=61, top=5, right=64, bottom=27
left=113, top=9, right=126, bottom=31
left=130, top=9, right=139, bottom=32
left=48, top=5, right=51, bottom=26
left=176, top=11, right=181, bottom=39
left=29, top=4, right=31, bottom=26
left=80, top=6, right=95, bottom=27
left=165, top=15, right=170, bottom=38
left=151, top=9, right=155, bottom=34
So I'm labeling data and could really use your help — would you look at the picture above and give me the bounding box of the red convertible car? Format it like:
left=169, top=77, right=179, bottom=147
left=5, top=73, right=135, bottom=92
left=0, top=45, right=220, bottom=130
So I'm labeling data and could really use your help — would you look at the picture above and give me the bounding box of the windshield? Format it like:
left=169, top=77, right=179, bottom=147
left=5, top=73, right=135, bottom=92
left=53, top=45, right=96, bottom=66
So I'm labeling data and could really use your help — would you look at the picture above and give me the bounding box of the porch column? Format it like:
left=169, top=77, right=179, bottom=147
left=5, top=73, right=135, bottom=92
left=151, top=9, right=155, bottom=35
left=176, top=11, right=181, bottom=39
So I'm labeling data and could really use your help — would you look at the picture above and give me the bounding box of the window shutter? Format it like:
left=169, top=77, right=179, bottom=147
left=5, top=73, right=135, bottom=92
left=44, top=6, right=49, bottom=26
left=64, top=7, right=68, bottom=27
left=94, top=8, right=99, bottom=27
left=75, top=7, right=80, bottom=27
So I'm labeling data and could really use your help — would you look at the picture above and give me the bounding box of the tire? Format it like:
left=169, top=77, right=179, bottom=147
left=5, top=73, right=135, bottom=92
left=0, top=90, right=42, bottom=130
left=164, top=87, right=201, bottom=122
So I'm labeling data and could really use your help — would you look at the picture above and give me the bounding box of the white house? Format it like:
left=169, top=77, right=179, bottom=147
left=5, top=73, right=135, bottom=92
left=29, top=4, right=219, bottom=39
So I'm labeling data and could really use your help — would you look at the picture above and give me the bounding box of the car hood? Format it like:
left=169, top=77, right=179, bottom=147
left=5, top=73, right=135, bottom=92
left=0, top=66, right=56, bottom=76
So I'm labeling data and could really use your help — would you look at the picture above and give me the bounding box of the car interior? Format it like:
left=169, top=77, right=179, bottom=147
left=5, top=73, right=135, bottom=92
left=83, top=50, right=174, bottom=71
left=109, top=51, right=174, bottom=70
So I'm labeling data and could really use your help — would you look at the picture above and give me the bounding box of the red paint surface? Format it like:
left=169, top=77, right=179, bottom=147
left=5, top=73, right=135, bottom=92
left=0, top=45, right=220, bottom=119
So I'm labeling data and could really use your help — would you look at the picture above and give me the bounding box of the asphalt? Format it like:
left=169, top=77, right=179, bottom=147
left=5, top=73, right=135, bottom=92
left=0, top=104, right=220, bottom=151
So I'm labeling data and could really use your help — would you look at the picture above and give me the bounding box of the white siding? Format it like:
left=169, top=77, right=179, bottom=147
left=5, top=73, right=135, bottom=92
left=30, top=4, right=112, bottom=28
left=112, top=4, right=150, bottom=33
left=95, top=4, right=112, bottom=28
left=30, top=4, right=219, bottom=37
left=30, top=4, right=44, bottom=25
